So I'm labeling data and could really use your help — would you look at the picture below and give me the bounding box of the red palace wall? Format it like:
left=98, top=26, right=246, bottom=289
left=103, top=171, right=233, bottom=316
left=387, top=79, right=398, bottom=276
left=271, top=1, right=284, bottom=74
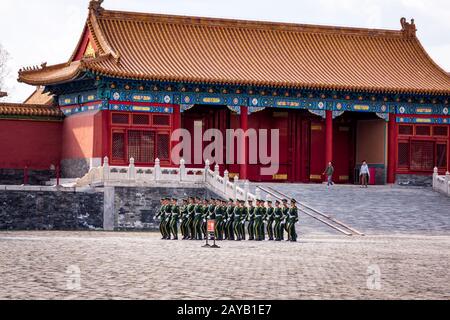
left=0, top=119, right=62, bottom=169
left=62, top=111, right=104, bottom=161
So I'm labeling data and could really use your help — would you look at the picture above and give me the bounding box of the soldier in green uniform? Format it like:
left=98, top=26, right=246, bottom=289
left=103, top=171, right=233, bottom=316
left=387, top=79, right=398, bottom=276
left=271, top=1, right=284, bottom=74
left=214, top=199, right=225, bottom=240
left=287, top=199, right=299, bottom=242
left=163, top=198, right=173, bottom=239
left=155, top=198, right=166, bottom=240
left=223, top=199, right=232, bottom=240
left=186, top=197, right=196, bottom=240
left=225, top=199, right=235, bottom=240
left=265, top=200, right=275, bottom=241
left=179, top=198, right=189, bottom=240
left=202, top=199, right=212, bottom=240
left=254, top=199, right=265, bottom=241
left=169, top=198, right=180, bottom=240
left=193, top=197, right=204, bottom=240
left=244, top=199, right=255, bottom=240
left=280, top=199, right=289, bottom=241
left=233, top=200, right=244, bottom=241
left=273, top=200, right=283, bottom=241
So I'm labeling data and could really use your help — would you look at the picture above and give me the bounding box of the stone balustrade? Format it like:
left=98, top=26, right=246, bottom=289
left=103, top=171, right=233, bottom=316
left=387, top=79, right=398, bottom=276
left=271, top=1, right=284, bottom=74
left=432, top=167, right=450, bottom=197
left=75, top=157, right=258, bottom=201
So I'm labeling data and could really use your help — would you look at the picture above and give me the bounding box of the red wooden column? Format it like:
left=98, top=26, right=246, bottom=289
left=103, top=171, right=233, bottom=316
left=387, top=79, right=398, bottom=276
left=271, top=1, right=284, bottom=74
left=239, top=106, right=249, bottom=180
left=387, top=113, right=397, bottom=184
left=171, top=104, right=181, bottom=165
left=325, top=110, right=333, bottom=170
left=448, top=127, right=450, bottom=173
left=102, top=109, right=110, bottom=163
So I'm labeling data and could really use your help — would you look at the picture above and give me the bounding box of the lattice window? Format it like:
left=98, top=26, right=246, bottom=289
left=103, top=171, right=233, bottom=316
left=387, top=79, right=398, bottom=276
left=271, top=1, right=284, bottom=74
left=112, top=132, right=125, bottom=161
left=157, top=134, right=170, bottom=160
left=410, top=140, right=434, bottom=171
left=398, top=125, right=413, bottom=136
left=436, top=143, right=447, bottom=168
left=141, top=131, right=155, bottom=163
left=133, top=114, right=150, bottom=125
left=398, top=141, right=410, bottom=167
left=433, top=126, right=448, bottom=137
left=126, top=130, right=156, bottom=163
left=128, top=131, right=141, bottom=162
left=153, top=115, right=170, bottom=126
left=415, top=125, right=431, bottom=136
left=112, top=113, right=129, bottom=124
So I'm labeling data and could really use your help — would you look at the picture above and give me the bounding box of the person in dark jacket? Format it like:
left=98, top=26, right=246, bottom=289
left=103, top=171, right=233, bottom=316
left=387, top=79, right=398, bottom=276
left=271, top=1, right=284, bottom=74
left=323, top=162, right=335, bottom=186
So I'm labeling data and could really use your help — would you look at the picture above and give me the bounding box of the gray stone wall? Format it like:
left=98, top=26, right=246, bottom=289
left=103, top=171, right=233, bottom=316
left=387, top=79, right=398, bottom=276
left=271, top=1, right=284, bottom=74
left=396, top=174, right=432, bottom=187
left=0, top=189, right=104, bottom=230
left=113, top=186, right=221, bottom=231
left=61, top=158, right=90, bottom=178
left=0, top=169, right=54, bottom=186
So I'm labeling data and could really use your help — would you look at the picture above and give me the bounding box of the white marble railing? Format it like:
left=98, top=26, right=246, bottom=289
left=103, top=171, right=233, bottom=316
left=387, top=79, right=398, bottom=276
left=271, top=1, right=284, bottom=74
left=432, top=167, right=450, bottom=197
left=75, top=157, right=257, bottom=201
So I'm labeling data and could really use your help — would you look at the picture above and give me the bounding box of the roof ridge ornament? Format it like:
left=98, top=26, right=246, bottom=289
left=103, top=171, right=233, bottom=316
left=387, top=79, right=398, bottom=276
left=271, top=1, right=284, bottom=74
left=89, top=0, right=104, bottom=15
left=400, top=17, right=416, bottom=38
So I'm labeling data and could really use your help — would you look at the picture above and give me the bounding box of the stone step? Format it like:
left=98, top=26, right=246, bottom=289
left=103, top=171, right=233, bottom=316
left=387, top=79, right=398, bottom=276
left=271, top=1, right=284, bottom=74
left=45, top=178, right=78, bottom=187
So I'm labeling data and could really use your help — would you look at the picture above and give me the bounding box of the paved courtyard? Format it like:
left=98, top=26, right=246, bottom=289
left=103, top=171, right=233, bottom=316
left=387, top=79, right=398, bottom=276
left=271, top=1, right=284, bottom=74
left=253, top=184, right=450, bottom=236
left=0, top=232, right=449, bottom=300
left=0, top=185, right=449, bottom=300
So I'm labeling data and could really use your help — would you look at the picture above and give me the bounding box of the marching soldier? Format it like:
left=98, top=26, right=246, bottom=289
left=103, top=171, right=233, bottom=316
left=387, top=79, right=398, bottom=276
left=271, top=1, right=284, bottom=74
left=180, top=198, right=189, bottom=240
left=273, top=200, right=283, bottom=241
left=260, top=200, right=267, bottom=241
left=193, top=197, right=204, bottom=240
left=245, top=199, right=255, bottom=240
left=254, top=199, right=266, bottom=241
left=155, top=198, right=166, bottom=240
left=170, top=198, right=180, bottom=240
left=280, top=199, right=289, bottom=241
left=214, top=199, right=225, bottom=240
left=225, top=199, right=238, bottom=240
left=265, top=200, right=275, bottom=241
left=202, top=199, right=211, bottom=240
left=187, top=197, right=196, bottom=240
left=287, top=199, right=299, bottom=242
left=163, top=198, right=173, bottom=239
left=224, top=199, right=235, bottom=240
left=233, top=200, right=244, bottom=241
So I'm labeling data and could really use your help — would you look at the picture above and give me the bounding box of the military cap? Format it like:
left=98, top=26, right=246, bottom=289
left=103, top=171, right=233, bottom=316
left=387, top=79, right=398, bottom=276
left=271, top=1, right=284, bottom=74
left=248, top=199, right=253, bottom=202
left=282, top=199, right=288, bottom=203
left=291, top=199, right=297, bottom=204
left=267, top=200, right=272, bottom=203
left=275, top=200, right=280, bottom=204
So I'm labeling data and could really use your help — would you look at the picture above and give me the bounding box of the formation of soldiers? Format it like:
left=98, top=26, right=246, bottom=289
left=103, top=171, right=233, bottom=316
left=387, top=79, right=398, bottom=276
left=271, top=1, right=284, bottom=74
left=155, top=197, right=299, bottom=242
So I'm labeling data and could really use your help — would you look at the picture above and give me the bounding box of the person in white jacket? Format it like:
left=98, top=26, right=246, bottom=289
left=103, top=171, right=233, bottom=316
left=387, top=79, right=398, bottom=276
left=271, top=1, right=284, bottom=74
left=359, top=161, right=370, bottom=188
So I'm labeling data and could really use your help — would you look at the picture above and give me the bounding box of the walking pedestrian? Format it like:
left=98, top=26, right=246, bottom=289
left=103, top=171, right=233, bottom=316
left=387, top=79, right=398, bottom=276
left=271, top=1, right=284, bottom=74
left=359, top=161, right=370, bottom=188
left=323, top=162, right=335, bottom=186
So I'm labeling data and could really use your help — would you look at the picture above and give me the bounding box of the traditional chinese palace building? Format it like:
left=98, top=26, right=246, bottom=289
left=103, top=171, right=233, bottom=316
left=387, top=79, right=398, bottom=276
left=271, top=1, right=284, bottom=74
left=1, top=0, right=450, bottom=185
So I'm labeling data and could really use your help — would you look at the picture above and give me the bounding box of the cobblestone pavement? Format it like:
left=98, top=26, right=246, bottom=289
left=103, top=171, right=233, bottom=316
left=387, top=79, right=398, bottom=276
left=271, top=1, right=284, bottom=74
left=252, top=184, right=450, bottom=236
left=0, top=231, right=449, bottom=300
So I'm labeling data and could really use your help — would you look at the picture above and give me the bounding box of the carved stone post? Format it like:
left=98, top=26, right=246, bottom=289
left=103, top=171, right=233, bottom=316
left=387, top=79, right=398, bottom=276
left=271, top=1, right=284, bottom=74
left=155, top=158, right=161, bottom=181
left=433, top=167, right=438, bottom=190
left=244, top=180, right=249, bottom=202
left=204, top=159, right=210, bottom=183
left=446, top=171, right=450, bottom=195
left=128, top=158, right=136, bottom=181
left=214, top=164, right=220, bottom=189
left=180, top=158, right=186, bottom=182
left=233, top=175, right=238, bottom=200
left=103, top=156, right=110, bottom=182
left=223, top=170, right=229, bottom=195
